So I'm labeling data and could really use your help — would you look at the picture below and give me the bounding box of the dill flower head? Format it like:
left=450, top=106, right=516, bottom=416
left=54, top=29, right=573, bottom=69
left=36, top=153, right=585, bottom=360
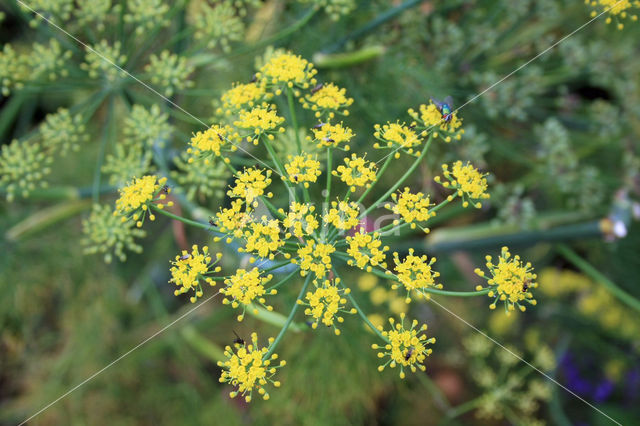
left=215, top=199, right=253, bottom=241
left=324, top=201, right=360, bottom=231
left=257, top=51, right=317, bottom=91
left=408, top=101, right=464, bottom=141
left=218, top=82, right=269, bottom=114
left=309, top=122, right=354, bottom=150
left=82, top=204, right=146, bottom=264
left=386, top=188, right=435, bottom=231
left=124, top=0, right=169, bottom=34
left=188, top=124, right=240, bottom=163
left=240, top=218, right=284, bottom=260
left=301, top=82, right=353, bottom=118
left=284, top=154, right=321, bottom=187
left=170, top=245, right=222, bottom=303
left=298, top=278, right=356, bottom=335
left=221, top=268, right=275, bottom=321
left=19, top=0, right=73, bottom=24
left=39, top=108, right=88, bottom=155
left=0, top=44, right=26, bottom=96
left=293, top=240, right=335, bottom=278
left=123, top=104, right=173, bottom=149
left=227, top=167, right=273, bottom=206
left=371, top=314, right=435, bottom=379
left=192, top=2, right=244, bottom=51
left=333, top=154, right=377, bottom=191
left=145, top=50, right=195, bottom=97
left=281, top=202, right=319, bottom=238
left=390, top=249, right=442, bottom=303
left=234, top=105, right=286, bottom=142
left=586, top=0, right=640, bottom=29
left=114, top=175, right=173, bottom=226
left=373, top=122, right=424, bottom=157
left=0, top=140, right=52, bottom=202
left=346, top=231, right=389, bottom=271
left=26, top=39, right=72, bottom=82
left=436, top=161, right=490, bottom=208
left=81, top=40, right=127, bottom=81
left=171, top=152, right=227, bottom=201
left=474, top=246, right=538, bottom=313
left=102, top=144, right=153, bottom=187
left=218, top=332, right=284, bottom=402
left=75, top=0, right=113, bottom=28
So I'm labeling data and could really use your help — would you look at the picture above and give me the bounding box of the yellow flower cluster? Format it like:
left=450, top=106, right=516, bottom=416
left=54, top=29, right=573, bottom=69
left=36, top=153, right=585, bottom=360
left=324, top=201, right=360, bottom=230
left=475, top=246, right=538, bottom=314
left=346, top=231, right=389, bottom=271
left=408, top=101, right=464, bottom=141
left=389, top=249, right=442, bottom=303
left=586, top=0, right=640, bottom=29
left=436, top=161, right=490, bottom=208
left=240, top=218, right=285, bottom=260
left=218, top=333, right=284, bottom=402
left=284, top=153, right=322, bottom=187
left=386, top=187, right=435, bottom=231
left=301, top=82, right=353, bottom=118
left=309, top=122, right=354, bottom=150
left=293, top=240, right=335, bottom=278
left=114, top=175, right=173, bottom=227
left=372, top=314, right=435, bottom=379
left=298, top=278, right=356, bottom=335
left=221, top=268, right=276, bottom=321
left=333, top=154, right=377, bottom=191
left=257, top=51, right=317, bottom=90
left=373, top=122, right=424, bottom=157
left=188, top=124, right=239, bottom=163
left=234, top=105, right=285, bottom=142
left=281, top=202, right=319, bottom=238
left=227, top=167, right=273, bottom=206
left=215, top=199, right=253, bottom=241
left=218, top=82, right=269, bottom=114
left=170, top=245, right=222, bottom=303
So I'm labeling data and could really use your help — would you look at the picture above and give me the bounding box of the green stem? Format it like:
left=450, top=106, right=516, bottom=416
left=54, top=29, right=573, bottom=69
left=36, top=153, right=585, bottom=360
left=357, top=154, right=393, bottom=205
left=151, top=205, right=219, bottom=233
left=263, top=274, right=312, bottom=360
left=287, top=87, right=302, bottom=154
left=262, top=135, right=296, bottom=199
left=361, top=135, right=433, bottom=219
left=266, top=269, right=299, bottom=291
left=92, top=96, right=115, bottom=203
left=557, top=244, right=640, bottom=313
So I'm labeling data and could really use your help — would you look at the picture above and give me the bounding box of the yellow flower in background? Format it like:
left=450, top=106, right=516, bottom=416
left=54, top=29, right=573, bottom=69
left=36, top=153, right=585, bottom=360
left=475, top=246, right=538, bottom=314
left=284, top=153, right=322, bottom=187
left=310, top=122, right=354, bottom=150
left=188, top=124, right=239, bottom=162
left=436, top=161, right=490, bottom=208
left=372, top=314, right=435, bottom=379
left=346, top=230, right=389, bottom=271
left=333, top=154, right=377, bottom=191
left=281, top=202, right=319, bottom=238
left=293, top=240, right=335, bottom=278
left=114, top=175, right=173, bottom=227
left=219, top=82, right=268, bottom=114
left=227, top=167, right=273, bottom=205
left=299, top=278, right=356, bottom=335
left=386, top=187, right=435, bottom=230
left=170, top=245, right=222, bottom=302
left=218, top=332, right=284, bottom=402
left=324, top=201, right=360, bottom=230
left=258, top=51, right=317, bottom=89
left=221, top=268, right=275, bottom=321
left=390, top=249, right=442, bottom=303
left=234, top=105, right=285, bottom=141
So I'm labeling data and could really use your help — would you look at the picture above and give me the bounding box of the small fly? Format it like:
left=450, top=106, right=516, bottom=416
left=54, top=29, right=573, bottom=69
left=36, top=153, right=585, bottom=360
left=311, top=83, right=324, bottom=94
left=179, top=254, right=191, bottom=260
left=208, top=218, right=218, bottom=227
left=313, top=122, right=326, bottom=129
left=431, top=96, right=454, bottom=123
left=404, top=347, right=414, bottom=361
left=233, top=330, right=245, bottom=347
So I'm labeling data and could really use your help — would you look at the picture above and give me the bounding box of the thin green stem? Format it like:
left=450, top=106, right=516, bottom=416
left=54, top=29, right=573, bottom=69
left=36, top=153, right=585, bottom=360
left=266, top=269, right=300, bottom=291
left=557, top=244, right=640, bottom=313
left=92, top=96, right=115, bottom=203
left=263, top=274, right=312, bottom=360
left=325, top=148, right=332, bottom=206
left=287, top=87, right=302, bottom=154
left=262, top=135, right=296, bottom=199
left=151, top=204, right=219, bottom=232
left=357, top=154, right=393, bottom=205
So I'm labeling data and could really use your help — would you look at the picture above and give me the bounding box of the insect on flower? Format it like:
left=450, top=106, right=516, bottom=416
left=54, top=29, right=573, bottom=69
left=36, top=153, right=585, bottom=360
left=404, top=347, right=414, bottom=361
left=431, top=96, right=455, bottom=123
left=232, top=330, right=245, bottom=346
left=311, top=82, right=324, bottom=93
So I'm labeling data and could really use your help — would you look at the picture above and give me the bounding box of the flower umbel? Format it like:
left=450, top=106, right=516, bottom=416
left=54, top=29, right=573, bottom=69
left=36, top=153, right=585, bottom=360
left=284, top=153, right=322, bottom=187
left=170, top=245, right=222, bottom=302
left=114, top=175, right=173, bottom=226
left=436, top=161, right=490, bottom=208
left=298, top=278, right=356, bottom=335
left=386, top=187, right=435, bottom=231
left=346, top=231, right=389, bottom=272
left=333, top=154, right=377, bottom=192
left=227, top=167, right=273, bottom=206
left=293, top=240, right=335, bottom=279
left=221, top=267, right=275, bottom=321
left=389, top=249, right=442, bottom=303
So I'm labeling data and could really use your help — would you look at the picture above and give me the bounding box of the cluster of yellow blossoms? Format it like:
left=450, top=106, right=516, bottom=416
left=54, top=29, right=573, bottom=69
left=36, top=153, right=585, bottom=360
left=585, top=0, right=640, bottom=29
left=109, top=51, right=538, bottom=401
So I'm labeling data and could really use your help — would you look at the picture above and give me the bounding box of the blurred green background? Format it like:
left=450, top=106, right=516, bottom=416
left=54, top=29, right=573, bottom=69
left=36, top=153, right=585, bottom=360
left=2, top=0, right=640, bottom=424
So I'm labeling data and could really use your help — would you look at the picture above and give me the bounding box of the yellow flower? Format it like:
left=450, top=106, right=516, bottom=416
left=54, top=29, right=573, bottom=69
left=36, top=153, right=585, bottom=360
left=408, top=101, right=464, bottom=141
left=373, top=122, right=423, bottom=157
left=474, top=247, right=538, bottom=314
left=240, top=218, right=284, bottom=260
left=346, top=230, right=389, bottom=271
left=586, top=0, right=640, bottom=29
left=436, top=161, right=490, bottom=208
left=302, top=82, right=353, bottom=118
left=218, top=332, right=285, bottom=402
left=385, top=187, right=435, bottom=231
left=324, top=201, right=360, bottom=231
left=281, top=202, right=319, bottom=238
left=221, top=267, right=276, bottom=321
left=309, top=122, right=353, bottom=150
left=333, top=154, right=377, bottom=191
left=284, top=153, right=322, bottom=187
left=234, top=105, right=285, bottom=142
left=114, top=175, right=173, bottom=227
left=187, top=124, right=239, bottom=163
left=298, top=278, right=355, bottom=335
left=257, top=51, right=317, bottom=90
left=227, top=167, right=273, bottom=205
left=170, top=245, right=222, bottom=303
left=218, top=82, right=269, bottom=114
left=389, top=249, right=442, bottom=303
left=215, top=199, right=254, bottom=241
left=293, top=240, right=335, bottom=279
left=371, top=314, right=435, bottom=379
